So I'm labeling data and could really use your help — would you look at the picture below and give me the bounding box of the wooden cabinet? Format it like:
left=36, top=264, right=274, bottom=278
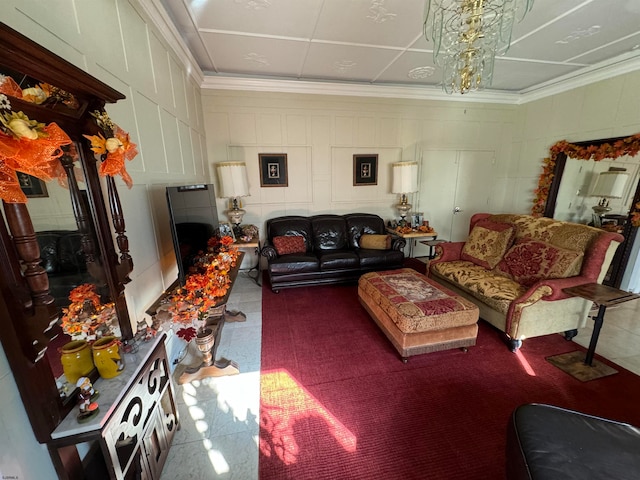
left=49, top=334, right=179, bottom=480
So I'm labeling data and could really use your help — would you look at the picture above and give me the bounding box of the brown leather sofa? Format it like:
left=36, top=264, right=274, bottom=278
left=261, top=213, right=405, bottom=292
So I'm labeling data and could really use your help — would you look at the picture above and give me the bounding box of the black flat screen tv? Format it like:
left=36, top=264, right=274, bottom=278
left=166, top=184, right=219, bottom=285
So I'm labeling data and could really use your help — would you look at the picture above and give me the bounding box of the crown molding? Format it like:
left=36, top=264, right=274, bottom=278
left=135, top=0, right=204, bottom=85
left=200, top=76, right=521, bottom=104
left=518, top=52, right=640, bottom=104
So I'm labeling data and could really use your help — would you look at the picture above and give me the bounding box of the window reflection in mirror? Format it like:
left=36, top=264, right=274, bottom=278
left=553, top=156, right=640, bottom=226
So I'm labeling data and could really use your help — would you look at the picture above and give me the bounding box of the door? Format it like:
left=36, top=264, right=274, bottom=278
left=414, top=149, right=497, bottom=256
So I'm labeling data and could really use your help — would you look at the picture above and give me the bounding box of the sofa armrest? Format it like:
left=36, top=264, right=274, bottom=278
left=261, top=245, right=278, bottom=261
left=432, top=241, right=465, bottom=263
left=391, top=237, right=406, bottom=251
left=514, top=275, right=596, bottom=305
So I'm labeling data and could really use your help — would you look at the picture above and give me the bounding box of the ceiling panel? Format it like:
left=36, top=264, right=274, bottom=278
left=313, top=0, right=424, bottom=47
left=200, top=33, right=309, bottom=77
left=302, top=43, right=401, bottom=82
left=186, top=0, right=324, bottom=38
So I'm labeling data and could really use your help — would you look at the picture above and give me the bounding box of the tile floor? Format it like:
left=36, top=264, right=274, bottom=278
left=160, top=270, right=640, bottom=479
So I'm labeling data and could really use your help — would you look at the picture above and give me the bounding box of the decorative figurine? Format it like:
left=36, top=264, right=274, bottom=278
left=76, top=376, right=99, bottom=422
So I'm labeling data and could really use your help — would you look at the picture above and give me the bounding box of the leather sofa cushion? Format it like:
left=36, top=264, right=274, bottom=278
left=267, top=216, right=313, bottom=250
left=317, top=250, right=359, bottom=270
left=360, top=234, right=391, bottom=250
left=273, top=235, right=306, bottom=255
left=311, top=215, right=349, bottom=251
left=269, top=254, right=319, bottom=275
left=344, top=213, right=386, bottom=248
left=357, top=249, right=404, bottom=268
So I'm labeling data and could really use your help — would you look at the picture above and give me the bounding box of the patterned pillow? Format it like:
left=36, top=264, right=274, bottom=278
left=461, top=220, right=515, bottom=269
left=494, top=238, right=584, bottom=287
left=359, top=234, right=391, bottom=250
left=273, top=235, right=306, bottom=255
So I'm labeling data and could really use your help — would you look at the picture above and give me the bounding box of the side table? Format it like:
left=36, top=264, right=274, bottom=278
left=234, top=237, right=261, bottom=285
left=386, top=228, right=438, bottom=258
left=563, top=283, right=640, bottom=366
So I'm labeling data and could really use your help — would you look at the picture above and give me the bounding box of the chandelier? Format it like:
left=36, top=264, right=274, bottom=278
left=423, top=0, right=534, bottom=94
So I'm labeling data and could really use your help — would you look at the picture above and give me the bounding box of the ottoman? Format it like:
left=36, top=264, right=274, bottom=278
left=358, top=268, right=479, bottom=361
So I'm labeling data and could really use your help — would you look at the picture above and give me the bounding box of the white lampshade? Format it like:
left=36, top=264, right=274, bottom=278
left=391, top=162, right=419, bottom=194
left=217, top=162, right=250, bottom=198
left=590, top=171, right=629, bottom=199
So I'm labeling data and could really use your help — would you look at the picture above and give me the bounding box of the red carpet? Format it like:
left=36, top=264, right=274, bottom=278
left=259, top=269, right=640, bottom=479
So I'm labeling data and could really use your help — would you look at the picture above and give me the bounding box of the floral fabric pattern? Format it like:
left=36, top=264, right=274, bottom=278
left=494, top=238, right=583, bottom=287
left=273, top=235, right=306, bottom=255
left=430, top=261, right=526, bottom=315
left=359, top=269, right=478, bottom=333
left=460, top=220, right=515, bottom=269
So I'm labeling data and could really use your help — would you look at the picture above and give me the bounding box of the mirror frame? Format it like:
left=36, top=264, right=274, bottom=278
left=538, top=135, right=640, bottom=287
left=0, top=22, right=133, bottom=442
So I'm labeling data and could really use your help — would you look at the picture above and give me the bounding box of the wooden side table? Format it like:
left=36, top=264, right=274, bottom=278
left=562, top=283, right=640, bottom=366
left=386, top=228, right=438, bottom=258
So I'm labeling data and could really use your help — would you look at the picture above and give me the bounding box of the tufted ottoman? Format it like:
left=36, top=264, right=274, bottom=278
left=358, top=268, right=479, bottom=361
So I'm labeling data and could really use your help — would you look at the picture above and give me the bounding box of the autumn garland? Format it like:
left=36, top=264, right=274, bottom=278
left=532, top=133, right=640, bottom=227
left=169, top=236, right=239, bottom=342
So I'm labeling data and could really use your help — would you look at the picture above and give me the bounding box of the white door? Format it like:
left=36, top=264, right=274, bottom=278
left=413, top=149, right=496, bottom=256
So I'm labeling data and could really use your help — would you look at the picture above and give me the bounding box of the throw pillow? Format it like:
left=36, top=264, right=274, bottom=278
left=359, top=234, right=391, bottom=250
left=494, top=238, right=584, bottom=287
left=461, top=219, right=515, bottom=269
left=273, top=235, right=306, bottom=255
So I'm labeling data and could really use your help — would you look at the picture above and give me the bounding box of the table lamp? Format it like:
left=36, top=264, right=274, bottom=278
left=590, top=169, right=628, bottom=227
left=217, top=161, right=250, bottom=235
left=391, top=162, right=419, bottom=226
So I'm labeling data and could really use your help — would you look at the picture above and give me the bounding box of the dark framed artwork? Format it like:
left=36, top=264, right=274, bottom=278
left=17, top=172, right=48, bottom=198
left=259, top=153, right=288, bottom=187
left=353, top=154, right=378, bottom=186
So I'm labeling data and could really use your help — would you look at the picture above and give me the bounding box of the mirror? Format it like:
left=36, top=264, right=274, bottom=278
left=540, top=135, right=640, bottom=288
left=553, top=157, right=640, bottom=226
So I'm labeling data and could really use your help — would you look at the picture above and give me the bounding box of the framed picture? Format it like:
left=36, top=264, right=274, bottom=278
left=219, top=222, right=235, bottom=241
left=353, top=154, right=378, bottom=186
left=17, top=172, right=48, bottom=198
left=411, top=212, right=424, bottom=229
left=259, top=153, right=288, bottom=187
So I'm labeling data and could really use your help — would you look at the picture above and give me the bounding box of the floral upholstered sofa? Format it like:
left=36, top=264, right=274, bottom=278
left=428, top=213, right=624, bottom=351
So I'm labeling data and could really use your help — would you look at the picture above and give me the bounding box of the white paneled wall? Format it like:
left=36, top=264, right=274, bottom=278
left=203, top=91, right=518, bottom=239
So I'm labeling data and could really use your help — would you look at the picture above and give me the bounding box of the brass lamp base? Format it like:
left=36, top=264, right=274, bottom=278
left=395, top=194, right=412, bottom=226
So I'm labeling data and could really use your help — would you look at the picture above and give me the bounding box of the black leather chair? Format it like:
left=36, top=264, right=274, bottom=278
left=507, top=403, right=640, bottom=479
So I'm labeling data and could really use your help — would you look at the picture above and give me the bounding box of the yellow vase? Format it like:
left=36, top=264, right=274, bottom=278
left=59, top=340, right=94, bottom=384
left=92, top=336, right=125, bottom=379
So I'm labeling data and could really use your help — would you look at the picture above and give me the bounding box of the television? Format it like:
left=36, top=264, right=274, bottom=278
left=166, top=184, right=219, bottom=285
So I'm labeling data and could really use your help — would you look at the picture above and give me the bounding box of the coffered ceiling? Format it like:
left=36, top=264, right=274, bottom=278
left=157, top=0, right=640, bottom=100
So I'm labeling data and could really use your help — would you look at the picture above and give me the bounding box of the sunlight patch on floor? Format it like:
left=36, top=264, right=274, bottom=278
left=259, top=369, right=357, bottom=465
left=515, top=349, right=537, bottom=376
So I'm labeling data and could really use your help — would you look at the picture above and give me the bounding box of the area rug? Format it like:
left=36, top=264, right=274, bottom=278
left=259, top=272, right=640, bottom=480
